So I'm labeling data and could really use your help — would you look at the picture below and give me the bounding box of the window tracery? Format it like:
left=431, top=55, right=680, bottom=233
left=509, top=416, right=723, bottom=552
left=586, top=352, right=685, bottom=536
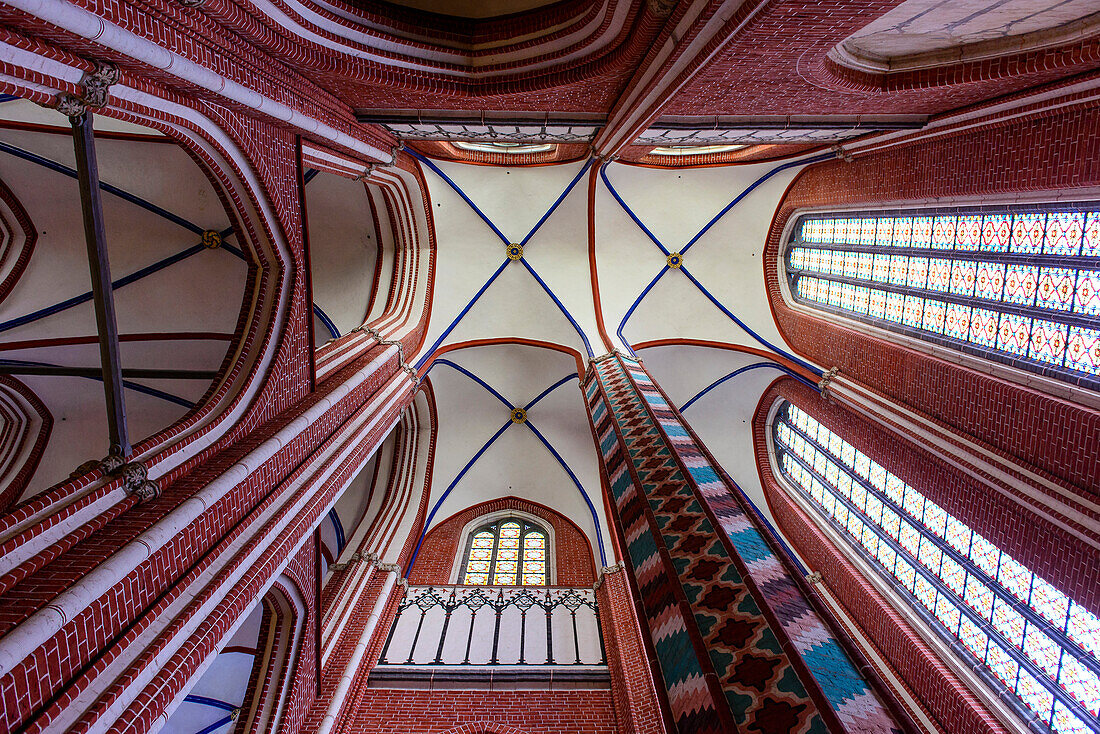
left=772, top=401, right=1100, bottom=734
left=785, top=205, right=1100, bottom=390
left=460, top=517, right=548, bottom=586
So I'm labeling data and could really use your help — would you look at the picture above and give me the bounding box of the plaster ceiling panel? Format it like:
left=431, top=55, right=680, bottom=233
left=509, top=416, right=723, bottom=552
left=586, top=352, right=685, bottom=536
left=416, top=159, right=596, bottom=356
left=19, top=374, right=187, bottom=498
left=305, top=171, right=378, bottom=337
left=440, top=257, right=589, bottom=353
left=429, top=159, right=590, bottom=245
left=422, top=344, right=607, bottom=561
left=594, top=160, right=806, bottom=352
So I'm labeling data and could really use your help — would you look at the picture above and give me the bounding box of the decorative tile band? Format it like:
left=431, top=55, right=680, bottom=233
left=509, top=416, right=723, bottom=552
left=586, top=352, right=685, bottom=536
left=587, top=357, right=830, bottom=733
left=617, top=357, right=901, bottom=734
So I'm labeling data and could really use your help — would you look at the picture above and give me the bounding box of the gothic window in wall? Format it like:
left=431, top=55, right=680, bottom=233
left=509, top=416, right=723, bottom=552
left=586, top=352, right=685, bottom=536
left=785, top=204, right=1100, bottom=390
left=771, top=400, right=1100, bottom=734
left=461, top=518, right=548, bottom=586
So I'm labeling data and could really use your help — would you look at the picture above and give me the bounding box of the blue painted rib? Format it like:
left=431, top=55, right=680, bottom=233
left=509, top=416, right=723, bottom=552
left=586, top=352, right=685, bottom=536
left=184, top=695, right=238, bottom=712
left=430, top=358, right=513, bottom=410
left=0, top=358, right=195, bottom=408
left=0, top=244, right=207, bottom=334
left=524, top=419, right=607, bottom=565
left=600, top=154, right=836, bottom=376
left=195, top=715, right=234, bottom=734
left=680, top=265, right=823, bottom=377
left=407, top=369, right=605, bottom=571
left=313, top=304, right=341, bottom=339
left=599, top=162, right=669, bottom=254
left=680, top=362, right=804, bottom=412
left=406, top=149, right=511, bottom=245
left=413, top=259, right=511, bottom=370
left=518, top=259, right=594, bottom=357
left=681, top=151, right=837, bottom=255
left=329, top=508, right=346, bottom=552
left=0, top=94, right=20, bottom=104
left=524, top=373, right=577, bottom=410
left=405, top=418, right=514, bottom=572
left=616, top=265, right=668, bottom=355
left=519, top=158, right=593, bottom=247
left=0, top=140, right=207, bottom=235
left=303, top=168, right=319, bottom=185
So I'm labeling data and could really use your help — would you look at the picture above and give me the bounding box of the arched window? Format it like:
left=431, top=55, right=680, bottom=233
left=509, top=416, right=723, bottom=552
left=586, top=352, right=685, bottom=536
left=460, top=517, right=548, bottom=586
left=771, top=400, right=1100, bottom=734
left=785, top=205, right=1100, bottom=391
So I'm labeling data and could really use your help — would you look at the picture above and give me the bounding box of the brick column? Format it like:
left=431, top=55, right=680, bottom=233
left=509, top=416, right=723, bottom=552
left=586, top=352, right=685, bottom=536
left=583, top=352, right=905, bottom=734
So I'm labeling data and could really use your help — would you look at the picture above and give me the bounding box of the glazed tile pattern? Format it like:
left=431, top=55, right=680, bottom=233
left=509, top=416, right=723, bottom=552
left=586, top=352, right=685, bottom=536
left=620, top=358, right=903, bottom=734
left=587, top=356, right=821, bottom=734
left=586, top=354, right=902, bottom=734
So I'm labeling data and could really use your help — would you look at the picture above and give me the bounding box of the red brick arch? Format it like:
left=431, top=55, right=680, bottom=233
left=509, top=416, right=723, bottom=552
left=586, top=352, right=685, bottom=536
left=408, top=496, right=597, bottom=586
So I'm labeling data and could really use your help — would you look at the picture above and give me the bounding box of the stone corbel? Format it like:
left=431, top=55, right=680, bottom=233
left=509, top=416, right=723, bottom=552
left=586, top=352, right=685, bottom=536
left=817, top=366, right=840, bottom=401
left=831, top=144, right=854, bottom=163
left=594, top=561, right=625, bottom=590
left=54, top=61, right=120, bottom=118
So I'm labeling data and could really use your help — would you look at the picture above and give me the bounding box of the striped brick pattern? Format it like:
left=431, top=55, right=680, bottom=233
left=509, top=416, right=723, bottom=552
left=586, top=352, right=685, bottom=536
left=586, top=356, right=823, bottom=734
left=619, top=358, right=903, bottom=734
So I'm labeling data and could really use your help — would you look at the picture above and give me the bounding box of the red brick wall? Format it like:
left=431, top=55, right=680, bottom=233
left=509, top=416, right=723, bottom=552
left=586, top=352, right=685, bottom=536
left=763, top=101, right=1100, bottom=498
left=408, top=496, right=597, bottom=586
left=344, top=689, right=619, bottom=733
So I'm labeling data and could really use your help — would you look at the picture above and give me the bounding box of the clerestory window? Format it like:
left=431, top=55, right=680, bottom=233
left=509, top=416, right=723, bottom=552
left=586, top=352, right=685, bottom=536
left=460, top=517, right=548, bottom=586
left=785, top=205, right=1100, bottom=391
left=772, top=400, right=1100, bottom=734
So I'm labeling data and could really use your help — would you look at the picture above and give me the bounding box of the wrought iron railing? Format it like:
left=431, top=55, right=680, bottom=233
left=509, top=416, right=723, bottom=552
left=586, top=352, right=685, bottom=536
left=378, top=585, right=606, bottom=666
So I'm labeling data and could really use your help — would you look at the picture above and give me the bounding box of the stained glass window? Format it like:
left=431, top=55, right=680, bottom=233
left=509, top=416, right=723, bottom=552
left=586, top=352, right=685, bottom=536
left=460, top=517, right=548, bottom=586
left=773, top=402, right=1100, bottom=734
left=787, top=204, right=1100, bottom=390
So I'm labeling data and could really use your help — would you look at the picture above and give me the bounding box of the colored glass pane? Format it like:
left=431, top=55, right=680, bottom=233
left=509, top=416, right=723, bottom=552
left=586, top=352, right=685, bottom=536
left=975, top=262, right=1006, bottom=301
left=983, top=214, right=1012, bottom=252
left=912, top=216, right=934, bottom=246
left=1084, top=213, right=1100, bottom=257
left=1045, top=212, right=1084, bottom=255
left=893, top=217, right=913, bottom=246
left=1074, top=271, right=1100, bottom=315
left=992, top=598, right=1027, bottom=647
left=944, top=303, right=972, bottom=340
left=903, top=295, right=924, bottom=327
left=988, top=642, right=1021, bottom=687
left=1036, top=268, right=1076, bottom=311
left=997, top=554, right=1032, bottom=603
left=922, top=300, right=946, bottom=333
left=927, top=258, right=952, bottom=292
left=1017, top=669, right=1054, bottom=720
left=969, top=308, right=999, bottom=348
left=1031, top=320, right=1069, bottom=366
left=889, top=255, right=909, bottom=286
left=859, top=218, right=877, bottom=245
left=1068, top=604, right=1100, bottom=657
left=997, top=313, right=1031, bottom=357
left=935, top=594, right=962, bottom=634
left=950, top=260, right=977, bottom=296
left=1059, top=656, right=1100, bottom=715
left=1013, top=213, right=1047, bottom=253
left=907, top=256, right=929, bottom=289
left=876, top=218, right=895, bottom=246
left=1004, top=265, right=1038, bottom=305
left=884, top=292, right=904, bottom=323
left=957, top=215, right=983, bottom=250
left=932, top=216, right=957, bottom=248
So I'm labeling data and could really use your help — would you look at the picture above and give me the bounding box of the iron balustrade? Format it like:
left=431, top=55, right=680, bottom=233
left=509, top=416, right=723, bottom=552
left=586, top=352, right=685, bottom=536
left=378, top=585, right=606, bottom=667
